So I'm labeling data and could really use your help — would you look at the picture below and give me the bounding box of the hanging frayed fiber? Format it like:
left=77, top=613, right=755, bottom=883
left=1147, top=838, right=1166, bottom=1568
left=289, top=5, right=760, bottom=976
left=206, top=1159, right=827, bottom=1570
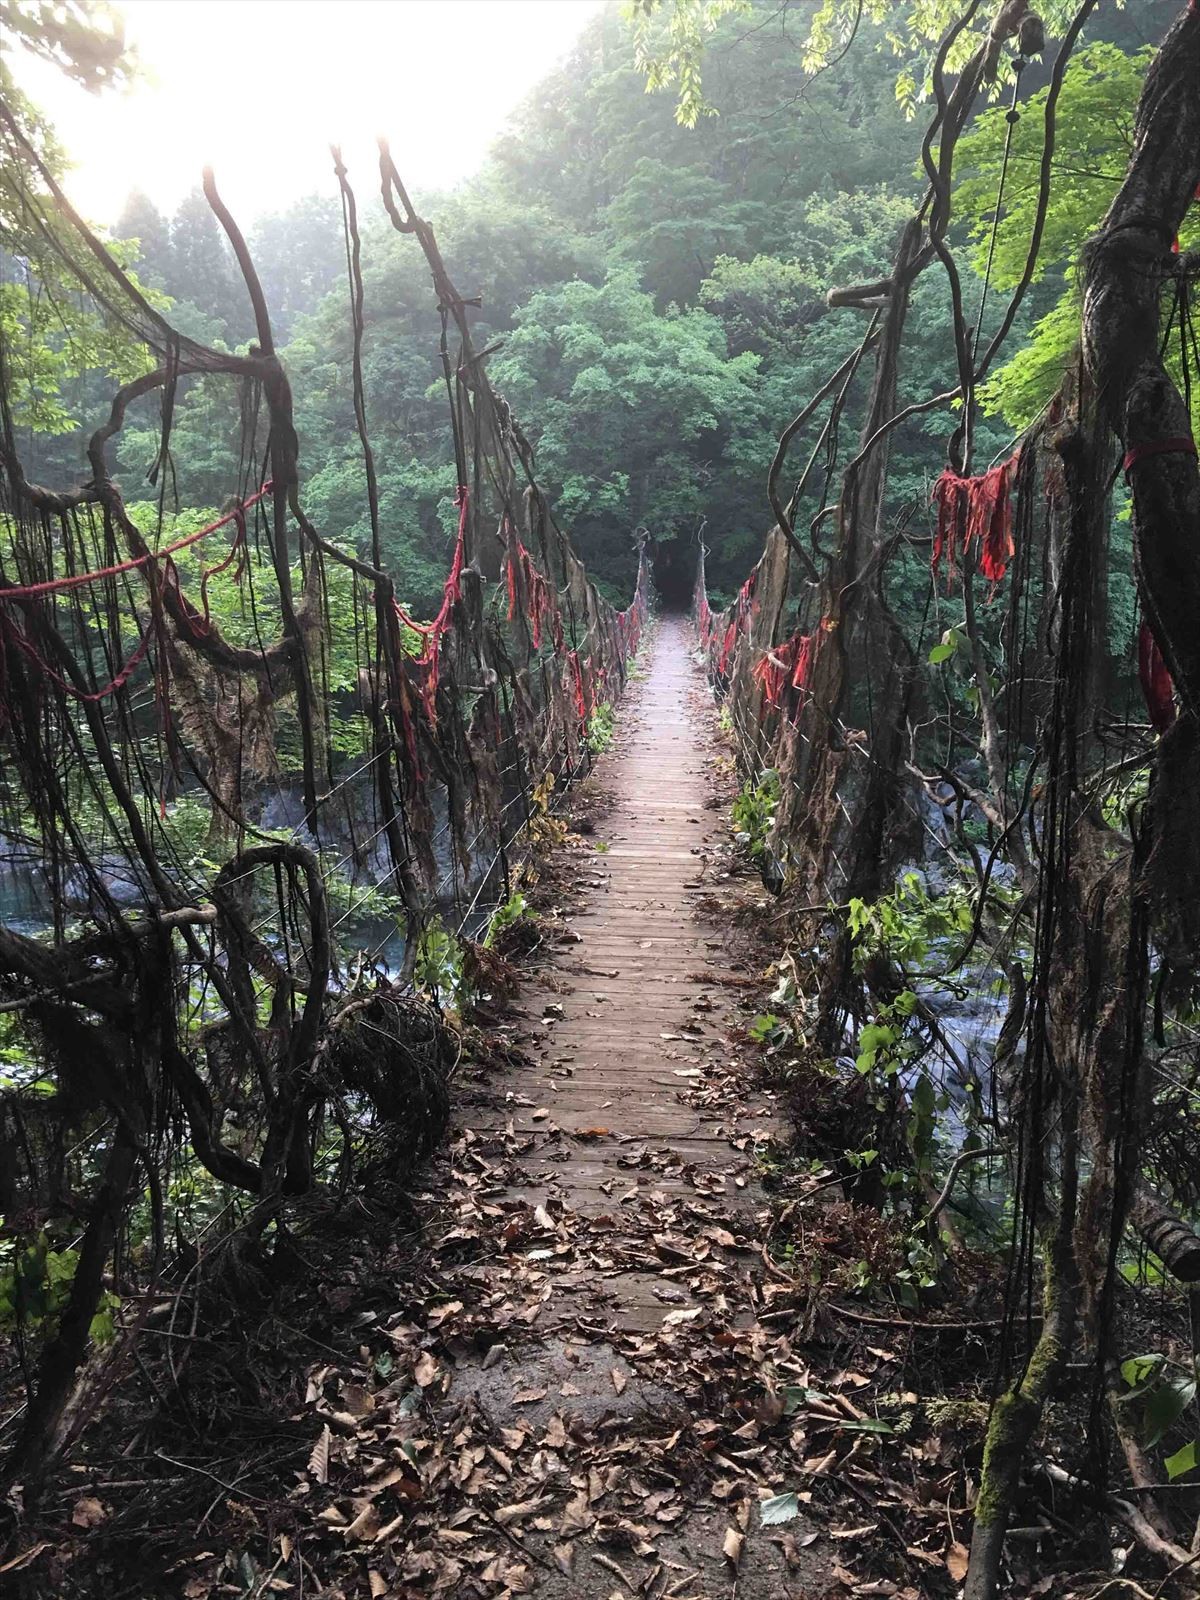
left=752, top=637, right=796, bottom=707
left=567, top=648, right=588, bottom=721
left=1139, top=619, right=1177, bottom=733
left=714, top=571, right=759, bottom=675
left=718, top=619, right=739, bottom=676
left=615, top=554, right=650, bottom=659
left=505, top=528, right=520, bottom=621
left=931, top=450, right=1020, bottom=584
left=752, top=625, right=821, bottom=712
left=793, top=629, right=817, bottom=691
left=392, top=485, right=469, bottom=726
left=505, top=526, right=556, bottom=651
left=697, top=591, right=712, bottom=647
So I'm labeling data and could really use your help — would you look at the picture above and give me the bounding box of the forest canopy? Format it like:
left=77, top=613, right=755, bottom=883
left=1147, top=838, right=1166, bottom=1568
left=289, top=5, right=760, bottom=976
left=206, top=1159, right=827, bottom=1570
left=9, top=0, right=1177, bottom=619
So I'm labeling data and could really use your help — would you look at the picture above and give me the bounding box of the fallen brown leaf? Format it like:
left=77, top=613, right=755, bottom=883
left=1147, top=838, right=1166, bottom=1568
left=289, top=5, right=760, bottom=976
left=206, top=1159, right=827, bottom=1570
left=495, top=1496, right=553, bottom=1525
left=70, top=1495, right=108, bottom=1530
left=414, top=1351, right=439, bottom=1387
left=946, top=1542, right=970, bottom=1582
left=307, top=1428, right=330, bottom=1487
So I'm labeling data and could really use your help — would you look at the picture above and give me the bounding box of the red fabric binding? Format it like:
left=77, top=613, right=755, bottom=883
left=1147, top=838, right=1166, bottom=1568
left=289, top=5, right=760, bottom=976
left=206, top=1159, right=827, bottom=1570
left=1, top=614, right=155, bottom=705
left=931, top=451, right=1020, bottom=584
left=0, top=482, right=272, bottom=603
left=1122, top=437, right=1198, bottom=477
left=752, top=625, right=821, bottom=712
left=1139, top=620, right=1177, bottom=734
left=392, top=485, right=469, bottom=727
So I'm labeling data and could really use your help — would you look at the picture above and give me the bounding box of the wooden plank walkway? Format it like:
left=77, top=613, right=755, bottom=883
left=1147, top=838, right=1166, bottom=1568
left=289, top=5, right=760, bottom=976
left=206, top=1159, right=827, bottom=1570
left=462, top=616, right=778, bottom=1330
left=300, top=621, right=830, bottom=1600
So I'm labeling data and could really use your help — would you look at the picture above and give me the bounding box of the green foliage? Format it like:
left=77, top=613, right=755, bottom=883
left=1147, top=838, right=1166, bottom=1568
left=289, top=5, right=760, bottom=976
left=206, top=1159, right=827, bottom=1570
left=959, top=44, right=1149, bottom=296
left=629, top=0, right=1120, bottom=123
left=1118, top=1351, right=1199, bottom=1450
left=492, top=269, right=761, bottom=580
left=955, top=43, right=1153, bottom=430
left=13, top=1, right=1178, bottom=627
left=1165, top=1441, right=1200, bottom=1482
left=906, top=1070, right=940, bottom=1174
left=159, top=793, right=219, bottom=873
left=854, top=990, right=919, bottom=1078
left=732, top=768, right=780, bottom=862
left=749, top=1011, right=793, bottom=1052
left=626, top=0, right=750, bottom=127
left=483, top=891, right=529, bottom=950
left=847, top=872, right=976, bottom=972
left=0, top=1231, right=118, bottom=1346
left=848, top=1223, right=943, bottom=1308
left=119, top=501, right=373, bottom=771
left=606, top=161, right=759, bottom=307
left=415, top=922, right=464, bottom=1006
left=0, top=10, right=157, bottom=448
left=320, top=866, right=404, bottom=932
left=587, top=701, right=616, bottom=755
left=928, top=626, right=963, bottom=666
left=0, top=0, right=132, bottom=93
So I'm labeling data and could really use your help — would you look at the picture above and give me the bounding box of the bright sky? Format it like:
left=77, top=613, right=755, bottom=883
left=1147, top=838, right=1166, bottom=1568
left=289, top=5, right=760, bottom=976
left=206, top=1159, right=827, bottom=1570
left=11, top=0, right=605, bottom=228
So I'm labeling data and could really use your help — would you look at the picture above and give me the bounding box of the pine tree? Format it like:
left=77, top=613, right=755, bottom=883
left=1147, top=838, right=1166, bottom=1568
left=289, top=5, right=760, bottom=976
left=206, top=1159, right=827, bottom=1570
left=169, top=187, right=245, bottom=341
left=114, top=187, right=172, bottom=288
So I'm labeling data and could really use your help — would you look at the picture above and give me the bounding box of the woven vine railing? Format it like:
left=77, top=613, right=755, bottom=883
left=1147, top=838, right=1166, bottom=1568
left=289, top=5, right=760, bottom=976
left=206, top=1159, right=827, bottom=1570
left=693, top=7, right=1200, bottom=1593
left=0, top=108, right=651, bottom=1489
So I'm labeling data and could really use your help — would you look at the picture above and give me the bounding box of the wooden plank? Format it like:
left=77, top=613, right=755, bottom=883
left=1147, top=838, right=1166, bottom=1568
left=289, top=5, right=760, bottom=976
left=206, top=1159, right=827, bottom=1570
left=454, top=618, right=776, bottom=1322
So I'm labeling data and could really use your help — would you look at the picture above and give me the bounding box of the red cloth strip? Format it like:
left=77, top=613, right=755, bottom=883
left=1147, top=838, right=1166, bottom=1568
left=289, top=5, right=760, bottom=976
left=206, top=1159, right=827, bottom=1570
left=0, top=482, right=272, bottom=602
left=931, top=451, right=1020, bottom=584
left=1139, top=620, right=1177, bottom=734
left=751, top=627, right=821, bottom=713
left=2, top=612, right=155, bottom=704
left=1122, top=436, right=1197, bottom=477
left=503, top=522, right=558, bottom=653
left=390, top=486, right=469, bottom=729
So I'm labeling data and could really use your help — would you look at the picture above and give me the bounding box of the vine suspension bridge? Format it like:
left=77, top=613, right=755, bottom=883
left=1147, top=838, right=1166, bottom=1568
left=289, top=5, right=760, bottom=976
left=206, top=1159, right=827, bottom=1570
left=8, top=5, right=1200, bottom=1598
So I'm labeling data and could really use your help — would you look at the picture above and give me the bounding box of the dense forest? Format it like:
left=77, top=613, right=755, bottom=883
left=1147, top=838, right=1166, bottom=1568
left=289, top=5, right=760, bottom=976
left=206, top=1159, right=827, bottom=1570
left=18, top=0, right=1177, bottom=617
left=8, top=2, right=1200, bottom=1598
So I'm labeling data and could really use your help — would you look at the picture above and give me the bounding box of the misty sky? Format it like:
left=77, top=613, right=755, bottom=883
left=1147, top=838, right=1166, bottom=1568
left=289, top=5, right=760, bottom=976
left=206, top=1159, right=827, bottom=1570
left=11, top=0, right=604, bottom=227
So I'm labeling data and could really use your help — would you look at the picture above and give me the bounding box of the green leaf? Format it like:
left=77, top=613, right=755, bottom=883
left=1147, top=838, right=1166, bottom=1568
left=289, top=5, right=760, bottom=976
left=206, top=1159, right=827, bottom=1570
left=1143, top=1375, right=1196, bottom=1447
left=782, top=1385, right=833, bottom=1415
left=858, top=1023, right=895, bottom=1055
left=88, top=1305, right=116, bottom=1346
left=760, top=1492, right=801, bottom=1525
left=1121, top=1354, right=1164, bottom=1394
left=1165, top=1441, right=1200, bottom=1481
left=912, top=1073, right=936, bottom=1116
